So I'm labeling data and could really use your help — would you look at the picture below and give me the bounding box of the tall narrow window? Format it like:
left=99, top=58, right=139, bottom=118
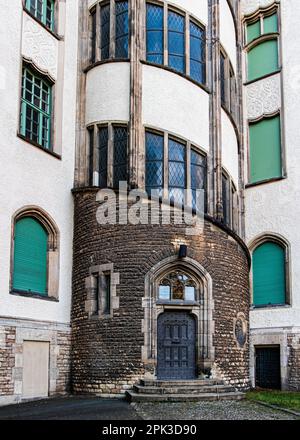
left=103, top=274, right=111, bottom=315
left=113, top=126, right=128, bottom=188
left=190, top=22, right=205, bottom=84
left=101, top=3, right=111, bottom=60
left=145, top=131, right=164, bottom=197
left=88, top=126, right=94, bottom=186
left=252, top=241, right=287, bottom=306
left=13, top=217, right=48, bottom=296
left=90, top=7, right=97, bottom=64
left=222, top=174, right=230, bottom=226
left=169, top=138, right=186, bottom=205
left=168, top=10, right=185, bottom=73
left=220, top=52, right=226, bottom=106
left=25, top=0, right=55, bottom=31
left=20, top=65, right=52, bottom=150
left=146, top=3, right=164, bottom=65
left=191, top=149, right=207, bottom=211
left=249, top=115, right=282, bottom=184
left=98, top=126, right=108, bottom=188
left=115, top=1, right=129, bottom=58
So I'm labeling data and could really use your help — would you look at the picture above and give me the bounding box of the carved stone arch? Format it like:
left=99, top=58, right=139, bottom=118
left=248, top=232, right=291, bottom=306
left=142, top=256, right=215, bottom=379
left=11, top=206, right=60, bottom=299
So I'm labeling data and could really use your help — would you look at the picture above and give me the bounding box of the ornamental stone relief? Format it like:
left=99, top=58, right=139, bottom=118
left=241, top=0, right=279, bottom=16
left=247, top=74, right=281, bottom=120
left=22, top=14, right=58, bottom=80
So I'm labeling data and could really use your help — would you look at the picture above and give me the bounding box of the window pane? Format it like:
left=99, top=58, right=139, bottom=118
left=168, top=11, right=185, bottom=73
left=253, top=242, right=286, bottom=306
left=169, top=138, right=186, bottom=205
left=25, top=0, right=54, bottom=30
left=13, top=217, right=48, bottom=295
left=146, top=3, right=164, bottom=65
left=101, top=4, right=110, bottom=60
left=159, top=271, right=196, bottom=302
left=220, top=53, right=226, bottom=106
left=247, top=20, right=260, bottom=43
left=145, top=131, right=164, bottom=197
left=90, top=9, right=97, bottom=63
left=88, top=127, right=94, bottom=186
left=190, top=22, right=205, bottom=84
left=249, top=115, right=282, bottom=183
left=222, top=174, right=230, bottom=226
left=264, top=13, right=278, bottom=35
left=113, top=126, right=128, bottom=187
left=248, top=39, right=278, bottom=81
left=98, top=126, right=108, bottom=188
left=115, top=1, right=129, bottom=58
left=191, top=150, right=206, bottom=211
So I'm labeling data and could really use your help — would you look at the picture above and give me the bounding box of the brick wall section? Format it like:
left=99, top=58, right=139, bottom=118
left=287, top=334, right=300, bottom=391
left=71, top=189, right=251, bottom=393
left=0, top=327, right=16, bottom=397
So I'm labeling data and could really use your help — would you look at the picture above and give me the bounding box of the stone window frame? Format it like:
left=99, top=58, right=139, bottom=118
left=10, top=206, right=60, bottom=301
left=142, top=255, right=215, bottom=379
left=243, top=3, right=282, bottom=85
left=144, top=126, right=208, bottom=209
left=85, top=263, right=120, bottom=318
left=248, top=232, right=292, bottom=309
left=87, top=121, right=129, bottom=188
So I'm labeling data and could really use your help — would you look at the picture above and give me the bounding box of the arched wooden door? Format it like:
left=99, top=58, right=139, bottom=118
left=157, top=312, right=197, bottom=380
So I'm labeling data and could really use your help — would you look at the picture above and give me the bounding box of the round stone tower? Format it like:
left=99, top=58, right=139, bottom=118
left=72, top=0, right=250, bottom=395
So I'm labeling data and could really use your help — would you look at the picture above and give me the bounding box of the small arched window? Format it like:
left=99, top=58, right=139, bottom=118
left=158, top=270, right=197, bottom=302
left=11, top=208, right=59, bottom=299
left=252, top=240, right=288, bottom=307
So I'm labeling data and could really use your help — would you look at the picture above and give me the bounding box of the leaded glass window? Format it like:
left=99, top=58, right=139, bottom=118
left=145, top=131, right=164, bottom=197
left=115, top=1, right=129, bottom=59
left=25, top=0, right=55, bottom=31
left=169, top=138, right=186, bottom=205
left=158, top=271, right=196, bottom=301
left=101, top=4, right=110, bottom=60
left=222, top=173, right=230, bottom=226
left=220, top=52, right=226, bottom=106
left=20, top=66, right=52, bottom=150
left=190, top=21, right=206, bottom=84
left=91, top=8, right=97, bottom=64
left=191, top=150, right=207, bottom=211
left=168, top=11, right=185, bottom=73
left=88, top=126, right=94, bottom=186
left=146, top=3, right=164, bottom=65
left=98, top=126, right=108, bottom=188
left=113, top=126, right=128, bottom=187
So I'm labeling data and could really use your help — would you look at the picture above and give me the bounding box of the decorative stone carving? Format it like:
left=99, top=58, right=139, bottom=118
left=241, top=0, right=278, bottom=16
left=233, top=313, right=248, bottom=348
left=22, top=13, right=58, bottom=79
left=247, top=75, right=281, bottom=120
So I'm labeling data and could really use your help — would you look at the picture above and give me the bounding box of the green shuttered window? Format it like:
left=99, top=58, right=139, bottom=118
left=247, top=20, right=260, bottom=44
left=252, top=242, right=286, bottom=306
left=13, top=217, right=48, bottom=296
left=248, top=39, right=278, bottom=81
left=249, top=115, right=282, bottom=184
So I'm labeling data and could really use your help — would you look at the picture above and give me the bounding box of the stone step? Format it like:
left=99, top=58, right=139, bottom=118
left=140, top=379, right=224, bottom=387
left=133, top=384, right=235, bottom=395
left=126, top=391, right=245, bottom=403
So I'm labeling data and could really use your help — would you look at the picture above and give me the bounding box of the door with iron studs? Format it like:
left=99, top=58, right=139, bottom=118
left=157, top=312, right=197, bottom=380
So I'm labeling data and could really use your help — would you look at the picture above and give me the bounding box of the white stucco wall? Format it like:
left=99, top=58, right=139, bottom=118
left=142, top=65, right=210, bottom=151
left=86, top=63, right=130, bottom=125
left=168, top=0, right=208, bottom=24
left=220, top=0, right=237, bottom=72
left=221, top=110, right=239, bottom=186
left=244, top=0, right=300, bottom=329
left=0, top=0, right=78, bottom=324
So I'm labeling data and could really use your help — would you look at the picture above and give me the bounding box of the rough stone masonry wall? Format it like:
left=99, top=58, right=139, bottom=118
left=71, top=190, right=251, bottom=394
left=0, top=326, right=16, bottom=399
left=287, top=333, right=300, bottom=391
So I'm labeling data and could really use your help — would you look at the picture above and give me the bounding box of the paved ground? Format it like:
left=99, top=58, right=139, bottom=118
left=0, top=397, right=298, bottom=420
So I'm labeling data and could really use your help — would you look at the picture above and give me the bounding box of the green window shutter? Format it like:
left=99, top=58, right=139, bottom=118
left=252, top=242, right=286, bottom=306
left=248, top=39, right=278, bottom=81
left=249, top=115, right=282, bottom=183
left=264, top=13, right=278, bottom=34
left=247, top=20, right=261, bottom=44
left=13, top=217, right=48, bottom=296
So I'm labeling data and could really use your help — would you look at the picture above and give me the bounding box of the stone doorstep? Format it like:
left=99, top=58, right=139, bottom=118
left=126, top=391, right=245, bottom=403
left=133, top=384, right=235, bottom=395
left=140, top=379, right=224, bottom=387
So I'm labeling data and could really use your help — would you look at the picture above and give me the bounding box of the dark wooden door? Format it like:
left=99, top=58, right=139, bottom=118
left=157, top=312, right=196, bottom=380
left=255, top=346, right=281, bottom=390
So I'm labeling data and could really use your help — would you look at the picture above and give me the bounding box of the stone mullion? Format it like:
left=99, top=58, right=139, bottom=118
left=110, top=0, right=116, bottom=58
left=163, top=2, right=168, bottom=66
left=107, top=123, right=114, bottom=187
left=95, top=2, right=101, bottom=62
left=185, top=13, right=190, bottom=77
left=129, top=0, right=143, bottom=189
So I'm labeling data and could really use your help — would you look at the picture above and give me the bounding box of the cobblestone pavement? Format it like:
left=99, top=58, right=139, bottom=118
left=132, top=400, right=300, bottom=420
